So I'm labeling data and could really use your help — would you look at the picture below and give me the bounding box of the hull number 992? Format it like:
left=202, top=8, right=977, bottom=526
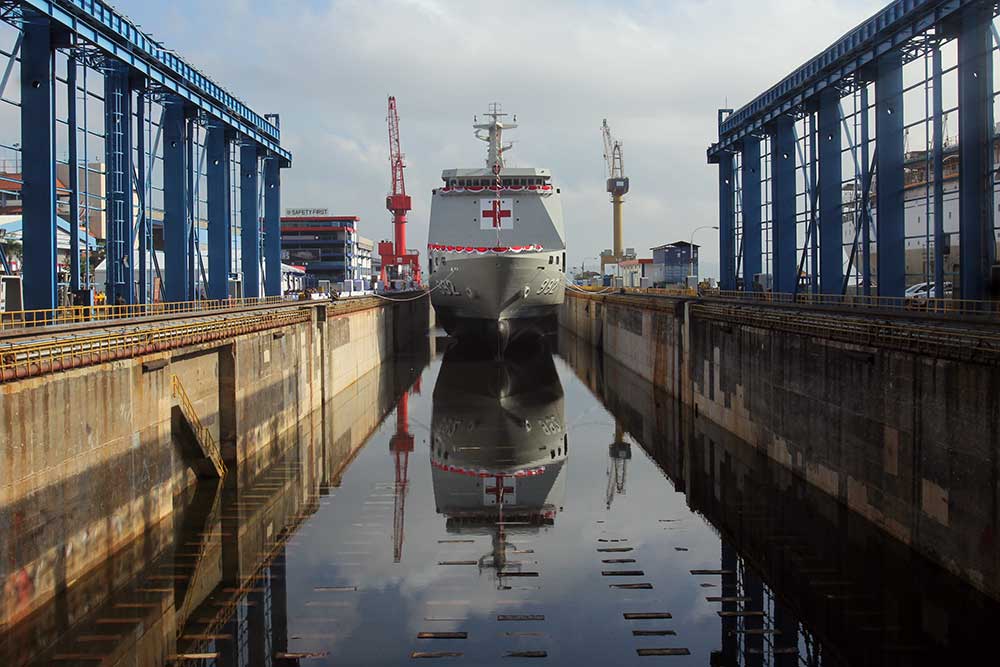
left=434, top=280, right=460, bottom=296
left=537, top=278, right=560, bottom=295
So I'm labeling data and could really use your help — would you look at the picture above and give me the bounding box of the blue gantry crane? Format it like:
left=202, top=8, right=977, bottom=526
left=709, top=0, right=998, bottom=302
left=0, top=0, right=292, bottom=310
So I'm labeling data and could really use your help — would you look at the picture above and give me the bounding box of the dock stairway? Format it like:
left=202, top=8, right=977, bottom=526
left=172, top=374, right=226, bottom=478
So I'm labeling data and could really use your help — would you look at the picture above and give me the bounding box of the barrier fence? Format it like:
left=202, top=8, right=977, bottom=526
left=0, top=308, right=310, bottom=382
left=709, top=290, right=1000, bottom=319
left=0, top=296, right=289, bottom=332
left=574, top=285, right=1000, bottom=319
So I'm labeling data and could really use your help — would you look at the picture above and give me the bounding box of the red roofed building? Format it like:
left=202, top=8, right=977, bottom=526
left=619, top=257, right=654, bottom=288
left=2, top=163, right=107, bottom=239
left=0, top=173, right=69, bottom=215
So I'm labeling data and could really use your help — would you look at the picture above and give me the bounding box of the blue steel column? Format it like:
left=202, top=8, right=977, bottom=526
left=719, top=541, right=738, bottom=664
left=743, top=570, right=764, bottom=667
left=932, top=47, right=945, bottom=299
left=808, top=116, right=819, bottom=291
left=136, top=89, right=146, bottom=303
left=186, top=119, right=197, bottom=300
left=206, top=122, right=231, bottom=300
left=876, top=51, right=905, bottom=298
left=20, top=11, right=57, bottom=311
left=957, top=1, right=995, bottom=301
left=103, top=61, right=134, bottom=304
left=263, top=155, right=281, bottom=296
left=66, top=53, right=80, bottom=294
left=770, top=116, right=796, bottom=294
left=860, top=84, right=872, bottom=296
left=718, top=152, right=736, bottom=290
left=740, top=137, right=761, bottom=290
left=818, top=88, right=844, bottom=294
left=240, top=142, right=260, bottom=299
left=163, top=99, right=190, bottom=302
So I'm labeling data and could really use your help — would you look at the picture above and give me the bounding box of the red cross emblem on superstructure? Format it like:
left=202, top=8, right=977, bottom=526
left=482, top=200, right=512, bottom=227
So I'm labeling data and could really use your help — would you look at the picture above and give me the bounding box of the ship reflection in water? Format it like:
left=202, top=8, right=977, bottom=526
left=431, top=344, right=566, bottom=586
left=3, top=337, right=1000, bottom=666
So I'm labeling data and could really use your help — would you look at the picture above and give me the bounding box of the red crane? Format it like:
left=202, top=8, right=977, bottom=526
left=390, top=377, right=420, bottom=562
left=380, top=96, right=422, bottom=287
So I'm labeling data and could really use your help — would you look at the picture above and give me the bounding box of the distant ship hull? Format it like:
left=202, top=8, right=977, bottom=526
left=429, top=251, right=565, bottom=347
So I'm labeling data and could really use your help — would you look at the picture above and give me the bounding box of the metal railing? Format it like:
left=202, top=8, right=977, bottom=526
left=172, top=374, right=225, bottom=477
left=0, top=295, right=289, bottom=332
left=0, top=308, right=310, bottom=382
left=621, top=286, right=696, bottom=298
left=691, top=301, right=1000, bottom=357
left=571, top=284, right=1000, bottom=319
left=708, top=290, right=1000, bottom=319
left=573, top=285, right=696, bottom=297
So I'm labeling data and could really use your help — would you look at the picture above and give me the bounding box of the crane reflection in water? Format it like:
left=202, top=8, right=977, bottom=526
left=429, top=342, right=566, bottom=588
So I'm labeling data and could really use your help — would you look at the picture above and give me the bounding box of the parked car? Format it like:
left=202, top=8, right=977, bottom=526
left=904, top=282, right=931, bottom=299
left=908, top=281, right=954, bottom=302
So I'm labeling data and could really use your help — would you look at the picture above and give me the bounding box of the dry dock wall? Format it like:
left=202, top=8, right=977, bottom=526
left=561, top=291, right=1000, bottom=600
left=0, top=354, right=419, bottom=666
left=560, top=338, right=998, bottom=664
left=0, top=297, right=431, bottom=629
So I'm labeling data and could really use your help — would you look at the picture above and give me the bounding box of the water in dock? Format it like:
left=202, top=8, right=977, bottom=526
left=2, top=335, right=997, bottom=666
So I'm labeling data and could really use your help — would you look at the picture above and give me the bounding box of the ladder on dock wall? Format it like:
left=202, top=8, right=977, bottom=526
left=172, top=375, right=226, bottom=478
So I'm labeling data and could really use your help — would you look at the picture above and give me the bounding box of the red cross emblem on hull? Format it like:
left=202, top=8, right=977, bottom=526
left=482, top=200, right=511, bottom=227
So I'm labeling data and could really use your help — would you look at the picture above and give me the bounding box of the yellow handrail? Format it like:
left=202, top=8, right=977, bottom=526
left=0, top=295, right=288, bottom=332
left=0, top=309, right=310, bottom=382
left=710, top=290, right=1000, bottom=318
left=171, top=374, right=225, bottom=476
left=571, top=285, right=1000, bottom=319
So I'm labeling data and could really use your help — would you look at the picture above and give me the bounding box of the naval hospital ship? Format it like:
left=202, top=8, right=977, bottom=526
left=427, top=104, right=567, bottom=347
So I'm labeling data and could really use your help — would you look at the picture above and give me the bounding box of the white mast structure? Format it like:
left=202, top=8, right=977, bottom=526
left=474, top=103, right=517, bottom=170
left=475, top=103, right=518, bottom=245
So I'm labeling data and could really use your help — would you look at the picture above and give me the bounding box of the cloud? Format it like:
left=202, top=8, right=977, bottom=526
left=115, top=0, right=886, bottom=277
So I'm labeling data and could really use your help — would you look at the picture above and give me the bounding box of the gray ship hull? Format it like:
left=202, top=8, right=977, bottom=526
left=429, top=251, right=565, bottom=345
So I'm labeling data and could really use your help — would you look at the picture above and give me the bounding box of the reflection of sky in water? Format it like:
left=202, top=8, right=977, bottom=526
left=282, top=351, right=726, bottom=665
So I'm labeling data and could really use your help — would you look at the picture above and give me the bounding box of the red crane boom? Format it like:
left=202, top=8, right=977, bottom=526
left=386, top=96, right=410, bottom=253
left=380, top=96, right=422, bottom=287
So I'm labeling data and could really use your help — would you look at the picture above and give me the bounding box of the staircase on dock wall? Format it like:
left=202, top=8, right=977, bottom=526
left=172, top=374, right=226, bottom=478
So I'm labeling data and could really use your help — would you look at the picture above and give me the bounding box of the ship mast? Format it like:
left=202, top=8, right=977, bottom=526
left=474, top=102, right=516, bottom=170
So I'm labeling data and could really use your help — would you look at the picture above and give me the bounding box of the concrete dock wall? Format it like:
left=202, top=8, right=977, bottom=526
left=560, top=291, right=1000, bottom=600
left=0, top=351, right=421, bottom=665
left=561, top=339, right=998, bottom=664
left=561, top=292, right=687, bottom=399
left=0, top=297, right=430, bottom=629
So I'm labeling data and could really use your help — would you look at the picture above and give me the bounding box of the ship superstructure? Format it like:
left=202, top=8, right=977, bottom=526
left=427, top=104, right=566, bottom=347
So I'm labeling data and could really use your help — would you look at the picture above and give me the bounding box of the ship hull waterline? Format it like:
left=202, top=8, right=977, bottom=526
left=429, top=251, right=565, bottom=349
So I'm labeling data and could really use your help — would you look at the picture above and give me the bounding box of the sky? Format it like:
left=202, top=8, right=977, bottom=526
left=114, top=0, right=886, bottom=279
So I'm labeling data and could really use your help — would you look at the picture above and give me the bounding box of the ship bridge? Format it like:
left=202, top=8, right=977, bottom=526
left=440, top=167, right=553, bottom=190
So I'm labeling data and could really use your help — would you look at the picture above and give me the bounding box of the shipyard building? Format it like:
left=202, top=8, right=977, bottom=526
left=280, top=208, right=373, bottom=287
